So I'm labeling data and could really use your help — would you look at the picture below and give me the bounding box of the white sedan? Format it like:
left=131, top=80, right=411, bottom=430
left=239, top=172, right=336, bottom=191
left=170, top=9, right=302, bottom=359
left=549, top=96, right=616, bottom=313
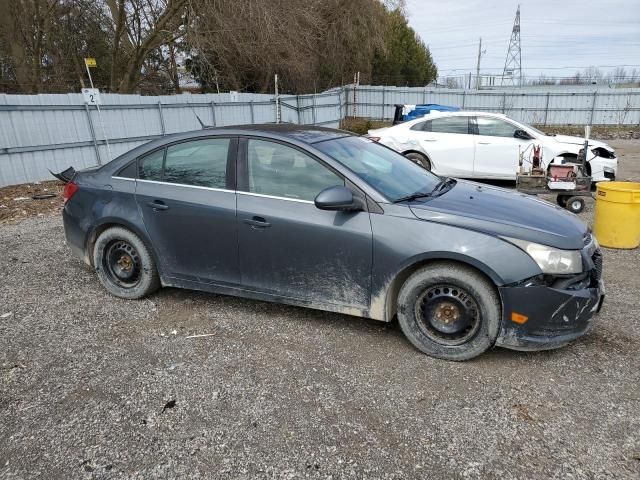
left=368, top=111, right=618, bottom=182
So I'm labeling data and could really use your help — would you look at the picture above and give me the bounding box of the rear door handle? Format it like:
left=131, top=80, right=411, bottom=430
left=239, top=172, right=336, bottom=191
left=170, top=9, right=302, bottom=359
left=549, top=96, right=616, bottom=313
left=478, top=141, right=491, bottom=145
left=423, top=138, right=437, bottom=142
left=243, top=216, right=271, bottom=228
left=147, top=200, right=169, bottom=211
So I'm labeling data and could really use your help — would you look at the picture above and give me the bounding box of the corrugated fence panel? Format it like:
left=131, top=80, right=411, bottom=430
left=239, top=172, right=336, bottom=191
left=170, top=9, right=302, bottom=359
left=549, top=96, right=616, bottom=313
left=2, top=85, right=639, bottom=186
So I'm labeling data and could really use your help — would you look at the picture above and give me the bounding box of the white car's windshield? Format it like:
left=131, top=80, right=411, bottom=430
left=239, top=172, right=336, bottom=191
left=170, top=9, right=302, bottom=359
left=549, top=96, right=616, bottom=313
left=315, top=136, right=442, bottom=202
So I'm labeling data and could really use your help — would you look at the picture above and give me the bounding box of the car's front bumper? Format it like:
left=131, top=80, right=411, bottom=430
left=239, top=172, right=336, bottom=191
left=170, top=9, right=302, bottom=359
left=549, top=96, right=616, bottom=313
left=496, top=278, right=604, bottom=351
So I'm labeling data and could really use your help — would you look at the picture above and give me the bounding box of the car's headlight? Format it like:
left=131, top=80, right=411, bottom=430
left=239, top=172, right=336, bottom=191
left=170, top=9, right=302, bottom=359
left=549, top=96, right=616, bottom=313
left=504, top=237, right=582, bottom=274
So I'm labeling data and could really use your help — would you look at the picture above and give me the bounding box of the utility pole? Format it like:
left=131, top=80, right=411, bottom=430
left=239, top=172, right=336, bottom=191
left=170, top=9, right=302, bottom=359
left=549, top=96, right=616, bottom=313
left=501, top=5, right=523, bottom=87
left=475, top=37, right=483, bottom=90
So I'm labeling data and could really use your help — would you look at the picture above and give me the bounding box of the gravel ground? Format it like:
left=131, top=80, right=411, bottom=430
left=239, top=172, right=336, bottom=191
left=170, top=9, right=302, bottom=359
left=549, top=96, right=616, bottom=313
left=1, top=140, right=639, bottom=479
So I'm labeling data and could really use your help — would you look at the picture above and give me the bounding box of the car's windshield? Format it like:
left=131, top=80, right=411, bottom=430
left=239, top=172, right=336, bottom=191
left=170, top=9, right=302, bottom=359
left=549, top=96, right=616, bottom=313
left=314, top=136, right=441, bottom=202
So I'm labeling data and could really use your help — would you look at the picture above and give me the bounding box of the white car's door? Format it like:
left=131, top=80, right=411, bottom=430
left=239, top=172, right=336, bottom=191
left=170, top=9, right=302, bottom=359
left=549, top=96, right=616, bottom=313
left=407, top=116, right=475, bottom=177
left=473, top=117, right=535, bottom=179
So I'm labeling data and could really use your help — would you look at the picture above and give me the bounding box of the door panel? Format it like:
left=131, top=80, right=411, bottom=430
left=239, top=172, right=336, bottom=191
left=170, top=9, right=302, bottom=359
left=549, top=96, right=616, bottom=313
left=237, top=194, right=372, bottom=308
left=134, top=137, right=240, bottom=285
left=409, top=117, right=475, bottom=177
left=237, top=138, right=373, bottom=309
left=473, top=117, right=534, bottom=179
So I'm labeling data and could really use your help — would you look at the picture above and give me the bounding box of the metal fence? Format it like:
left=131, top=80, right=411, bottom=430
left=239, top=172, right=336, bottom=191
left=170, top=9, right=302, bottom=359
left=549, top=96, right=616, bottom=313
left=350, top=85, right=640, bottom=127
left=1, top=84, right=639, bottom=186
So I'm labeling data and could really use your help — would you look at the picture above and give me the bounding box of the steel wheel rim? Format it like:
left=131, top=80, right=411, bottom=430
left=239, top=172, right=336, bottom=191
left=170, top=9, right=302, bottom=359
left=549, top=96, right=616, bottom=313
left=414, top=285, right=481, bottom=346
left=103, top=240, right=142, bottom=288
left=571, top=200, right=581, bottom=211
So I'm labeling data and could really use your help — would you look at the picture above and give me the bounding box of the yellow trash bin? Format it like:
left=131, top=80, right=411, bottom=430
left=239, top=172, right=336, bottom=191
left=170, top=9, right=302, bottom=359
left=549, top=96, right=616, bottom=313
left=593, top=182, right=640, bottom=249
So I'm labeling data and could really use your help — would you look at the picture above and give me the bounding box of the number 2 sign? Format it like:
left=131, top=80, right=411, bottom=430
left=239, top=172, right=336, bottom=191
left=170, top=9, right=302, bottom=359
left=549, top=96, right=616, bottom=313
left=82, top=88, right=101, bottom=105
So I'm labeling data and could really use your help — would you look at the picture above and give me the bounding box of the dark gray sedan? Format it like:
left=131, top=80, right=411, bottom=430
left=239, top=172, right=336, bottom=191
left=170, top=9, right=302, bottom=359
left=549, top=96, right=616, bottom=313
left=60, top=124, right=604, bottom=360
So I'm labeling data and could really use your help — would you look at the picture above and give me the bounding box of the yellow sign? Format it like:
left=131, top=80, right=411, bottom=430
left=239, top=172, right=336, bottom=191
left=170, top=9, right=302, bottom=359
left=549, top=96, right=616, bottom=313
left=84, top=57, right=97, bottom=68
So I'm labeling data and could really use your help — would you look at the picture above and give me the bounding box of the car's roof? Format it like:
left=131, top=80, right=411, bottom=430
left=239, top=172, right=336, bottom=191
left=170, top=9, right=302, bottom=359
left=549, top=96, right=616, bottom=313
left=214, top=123, right=354, bottom=144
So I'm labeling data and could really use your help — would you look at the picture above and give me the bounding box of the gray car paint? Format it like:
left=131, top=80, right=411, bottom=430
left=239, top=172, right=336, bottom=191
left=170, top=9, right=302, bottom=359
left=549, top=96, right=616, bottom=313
left=62, top=125, right=601, bottom=345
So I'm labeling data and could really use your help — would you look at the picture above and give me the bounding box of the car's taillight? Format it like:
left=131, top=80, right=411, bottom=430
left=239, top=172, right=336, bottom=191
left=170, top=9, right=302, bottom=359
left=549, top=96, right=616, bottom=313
left=368, top=136, right=381, bottom=142
left=63, top=181, right=79, bottom=204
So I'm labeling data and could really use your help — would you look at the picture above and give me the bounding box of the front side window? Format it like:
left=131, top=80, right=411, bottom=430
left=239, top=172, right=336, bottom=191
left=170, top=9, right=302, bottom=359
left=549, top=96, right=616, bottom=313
left=247, top=139, right=343, bottom=201
left=137, top=138, right=230, bottom=188
left=476, top=117, right=519, bottom=138
left=315, top=136, right=440, bottom=202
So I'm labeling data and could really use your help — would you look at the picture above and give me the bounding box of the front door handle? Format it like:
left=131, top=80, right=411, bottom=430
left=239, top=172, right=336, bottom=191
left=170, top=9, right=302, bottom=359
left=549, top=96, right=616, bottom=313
left=423, top=138, right=437, bottom=142
left=243, top=216, right=271, bottom=228
left=478, top=141, right=491, bottom=145
left=147, top=200, right=169, bottom=211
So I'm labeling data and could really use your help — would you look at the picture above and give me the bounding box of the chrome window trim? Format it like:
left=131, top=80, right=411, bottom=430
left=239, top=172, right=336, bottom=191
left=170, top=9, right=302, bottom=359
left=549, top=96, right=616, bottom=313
left=112, top=176, right=317, bottom=203
left=134, top=178, right=234, bottom=193
left=237, top=191, right=314, bottom=204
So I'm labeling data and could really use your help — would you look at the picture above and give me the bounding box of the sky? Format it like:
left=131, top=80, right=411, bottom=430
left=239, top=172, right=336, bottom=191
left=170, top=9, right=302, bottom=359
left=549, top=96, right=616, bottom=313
left=404, top=0, right=640, bottom=81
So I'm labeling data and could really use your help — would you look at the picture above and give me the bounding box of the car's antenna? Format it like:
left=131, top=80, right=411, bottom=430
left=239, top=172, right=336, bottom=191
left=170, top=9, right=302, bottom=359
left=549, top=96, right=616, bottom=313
left=194, top=114, right=208, bottom=129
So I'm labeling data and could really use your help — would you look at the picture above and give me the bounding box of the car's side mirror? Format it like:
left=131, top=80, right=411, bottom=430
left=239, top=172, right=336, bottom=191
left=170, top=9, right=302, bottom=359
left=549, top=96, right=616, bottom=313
left=514, top=129, right=533, bottom=140
left=314, top=186, right=363, bottom=212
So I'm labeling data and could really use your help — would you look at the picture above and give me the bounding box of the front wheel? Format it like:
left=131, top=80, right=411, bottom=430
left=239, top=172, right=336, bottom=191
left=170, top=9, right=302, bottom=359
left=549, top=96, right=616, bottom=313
left=397, top=262, right=501, bottom=361
left=93, top=226, right=160, bottom=299
left=405, top=152, right=432, bottom=171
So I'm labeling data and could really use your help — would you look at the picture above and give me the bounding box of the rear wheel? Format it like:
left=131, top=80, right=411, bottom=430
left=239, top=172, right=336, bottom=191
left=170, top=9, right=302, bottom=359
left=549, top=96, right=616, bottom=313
left=556, top=195, right=568, bottom=207
left=397, top=262, right=501, bottom=361
left=405, top=152, right=432, bottom=171
left=93, top=227, right=160, bottom=299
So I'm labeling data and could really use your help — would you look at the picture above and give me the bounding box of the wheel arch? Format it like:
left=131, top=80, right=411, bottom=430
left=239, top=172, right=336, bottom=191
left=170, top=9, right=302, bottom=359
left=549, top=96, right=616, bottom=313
left=402, top=149, right=434, bottom=166
left=378, top=253, right=503, bottom=323
left=85, top=218, right=158, bottom=270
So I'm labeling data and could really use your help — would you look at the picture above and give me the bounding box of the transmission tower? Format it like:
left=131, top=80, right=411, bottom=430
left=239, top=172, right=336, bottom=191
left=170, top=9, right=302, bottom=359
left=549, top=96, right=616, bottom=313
left=501, top=5, right=522, bottom=87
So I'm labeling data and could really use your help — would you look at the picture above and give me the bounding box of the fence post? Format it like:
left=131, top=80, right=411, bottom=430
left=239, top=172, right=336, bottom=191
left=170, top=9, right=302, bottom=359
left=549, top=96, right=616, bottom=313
left=502, top=92, right=507, bottom=114
left=84, top=103, right=102, bottom=165
left=157, top=101, right=166, bottom=135
left=589, top=91, right=597, bottom=125
left=249, top=101, right=255, bottom=124
left=296, top=95, right=301, bottom=124
left=423, top=87, right=427, bottom=104
left=462, top=91, right=466, bottom=109
left=311, top=95, right=317, bottom=125
left=210, top=101, right=217, bottom=126
left=543, top=92, right=550, bottom=126
left=381, top=88, right=385, bottom=120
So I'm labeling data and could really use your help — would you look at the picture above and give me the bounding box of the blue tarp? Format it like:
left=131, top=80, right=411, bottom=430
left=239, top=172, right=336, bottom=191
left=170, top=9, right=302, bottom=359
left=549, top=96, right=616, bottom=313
left=402, top=104, right=460, bottom=121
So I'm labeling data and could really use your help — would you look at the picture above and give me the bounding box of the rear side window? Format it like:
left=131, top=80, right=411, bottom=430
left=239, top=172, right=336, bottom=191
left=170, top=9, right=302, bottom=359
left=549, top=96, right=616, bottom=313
left=139, top=149, right=164, bottom=181
left=247, top=139, right=343, bottom=201
left=429, top=117, right=469, bottom=134
left=410, top=121, right=428, bottom=131
left=137, top=138, right=230, bottom=188
left=164, top=139, right=229, bottom=188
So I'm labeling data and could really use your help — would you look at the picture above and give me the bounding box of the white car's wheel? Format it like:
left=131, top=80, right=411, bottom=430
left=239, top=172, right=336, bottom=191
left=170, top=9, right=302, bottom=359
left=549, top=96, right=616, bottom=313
left=405, top=152, right=432, bottom=171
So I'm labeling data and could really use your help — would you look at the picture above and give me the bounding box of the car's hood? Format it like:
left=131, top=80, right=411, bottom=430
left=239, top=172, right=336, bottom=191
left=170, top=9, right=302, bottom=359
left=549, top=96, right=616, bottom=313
left=549, top=134, right=612, bottom=151
left=409, top=180, right=588, bottom=250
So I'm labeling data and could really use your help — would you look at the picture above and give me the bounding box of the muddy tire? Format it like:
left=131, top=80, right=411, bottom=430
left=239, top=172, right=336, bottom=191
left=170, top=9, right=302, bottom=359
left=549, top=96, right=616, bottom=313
left=405, top=152, right=432, bottom=171
left=397, top=262, right=501, bottom=361
left=93, top=226, right=160, bottom=299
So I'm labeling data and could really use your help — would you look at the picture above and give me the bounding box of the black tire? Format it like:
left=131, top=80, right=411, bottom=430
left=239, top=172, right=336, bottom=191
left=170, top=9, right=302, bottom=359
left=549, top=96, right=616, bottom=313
left=93, top=226, right=160, bottom=299
left=397, top=262, right=501, bottom=361
left=565, top=196, right=585, bottom=214
left=556, top=195, right=568, bottom=207
left=405, top=152, right=432, bottom=171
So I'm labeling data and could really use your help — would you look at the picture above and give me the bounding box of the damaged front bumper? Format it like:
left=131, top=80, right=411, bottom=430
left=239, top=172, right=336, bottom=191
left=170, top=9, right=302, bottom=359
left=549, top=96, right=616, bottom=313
left=496, top=277, right=604, bottom=351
